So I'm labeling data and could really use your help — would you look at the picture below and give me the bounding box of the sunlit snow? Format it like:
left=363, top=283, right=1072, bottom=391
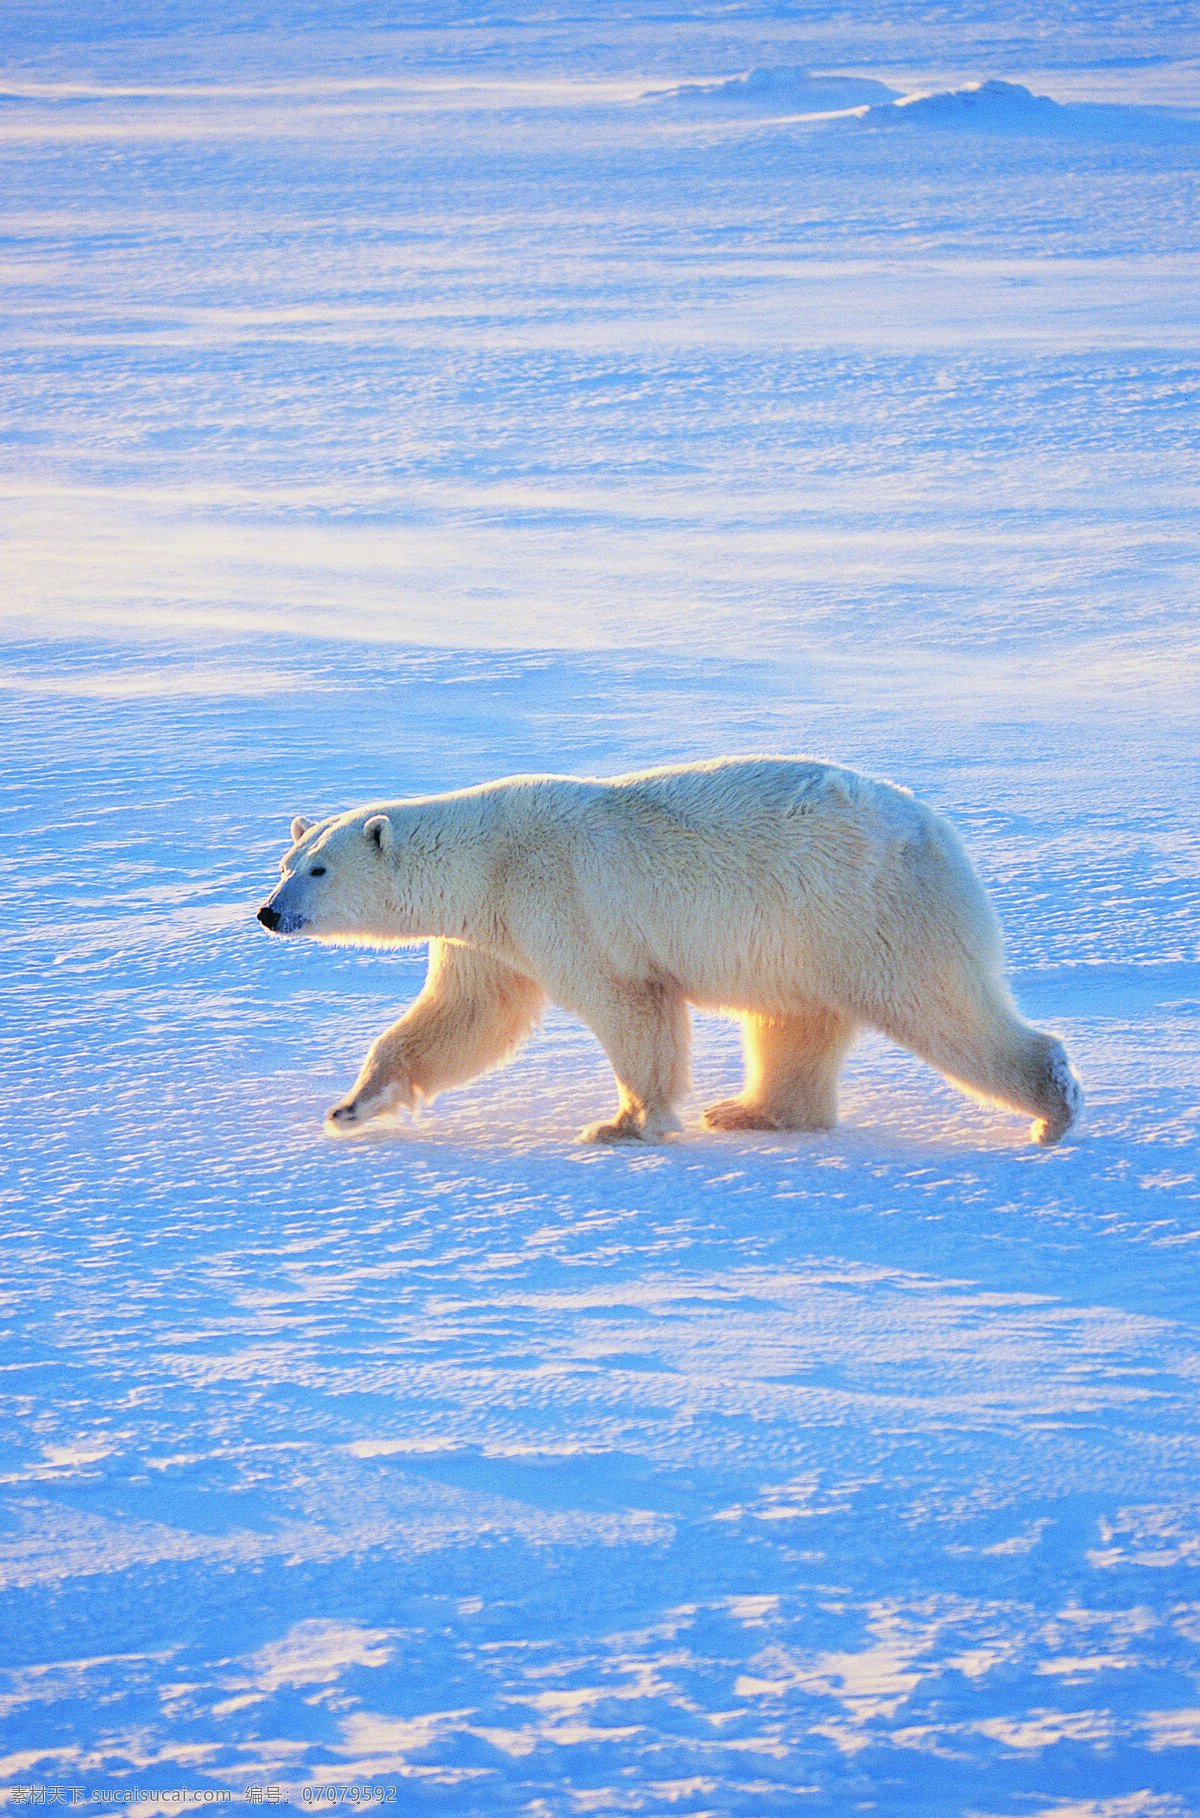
left=2, top=0, right=1199, bottom=1812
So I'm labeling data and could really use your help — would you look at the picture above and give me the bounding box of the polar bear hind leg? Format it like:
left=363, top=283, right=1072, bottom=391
left=705, top=1004, right=858, bottom=1133
left=326, top=941, right=547, bottom=1131
left=877, top=981, right=1081, bottom=1147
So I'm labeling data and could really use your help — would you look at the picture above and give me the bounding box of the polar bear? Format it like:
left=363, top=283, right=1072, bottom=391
left=256, top=756, right=1081, bottom=1147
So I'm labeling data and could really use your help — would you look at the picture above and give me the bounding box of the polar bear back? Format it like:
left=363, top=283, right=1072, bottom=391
left=486, top=757, right=1007, bottom=1024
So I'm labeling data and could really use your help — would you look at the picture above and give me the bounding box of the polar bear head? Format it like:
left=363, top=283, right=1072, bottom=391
left=256, top=809, right=405, bottom=943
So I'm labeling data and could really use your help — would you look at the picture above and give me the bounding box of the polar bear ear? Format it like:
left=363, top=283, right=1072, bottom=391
left=291, top=815, right=315, bottom=844
left=364, top=814, right=394, bottom=854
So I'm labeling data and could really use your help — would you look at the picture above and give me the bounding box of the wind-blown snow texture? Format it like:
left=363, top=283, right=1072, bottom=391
left=2, top=2, right=1199, bottom=1812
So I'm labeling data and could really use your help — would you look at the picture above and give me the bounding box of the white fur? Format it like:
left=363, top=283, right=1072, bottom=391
left=257, top=756, right=1082, bottom=1146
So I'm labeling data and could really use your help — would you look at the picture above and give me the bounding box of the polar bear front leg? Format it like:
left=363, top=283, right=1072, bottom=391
left=326, top=1023, right=418, bottom=1131
left=326, top=941, right=546, bottom=1132
left=571, top=978, right=691, bottom=1144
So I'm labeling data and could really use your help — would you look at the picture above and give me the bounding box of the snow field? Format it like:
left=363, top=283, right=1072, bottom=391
left=2, top=4, right=1199, bottom=1810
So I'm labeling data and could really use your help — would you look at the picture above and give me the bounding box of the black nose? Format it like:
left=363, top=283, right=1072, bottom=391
left=257, top=904, right=281, bottom=931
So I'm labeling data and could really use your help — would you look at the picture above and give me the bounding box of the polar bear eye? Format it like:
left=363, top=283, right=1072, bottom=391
left=310, top=865, right=327, bottom=877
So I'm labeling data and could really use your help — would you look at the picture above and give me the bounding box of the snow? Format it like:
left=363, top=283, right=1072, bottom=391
left=2, top=1, right=1199, bottom=1811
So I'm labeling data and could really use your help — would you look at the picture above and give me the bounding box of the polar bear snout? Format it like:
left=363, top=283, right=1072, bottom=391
left=256, top=899, right=307, bottom=935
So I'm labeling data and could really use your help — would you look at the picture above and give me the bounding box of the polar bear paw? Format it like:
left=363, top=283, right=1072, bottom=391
left=325, top=1075, right=415, bottom=1134
left=703, top=1097, right=780, bottom=1132
left=1031, top=1041, right=1083, bottom=1146
left=704, top=1096, right=837, bottom=1133
left=579, top=1106, right=683, bottom=1145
